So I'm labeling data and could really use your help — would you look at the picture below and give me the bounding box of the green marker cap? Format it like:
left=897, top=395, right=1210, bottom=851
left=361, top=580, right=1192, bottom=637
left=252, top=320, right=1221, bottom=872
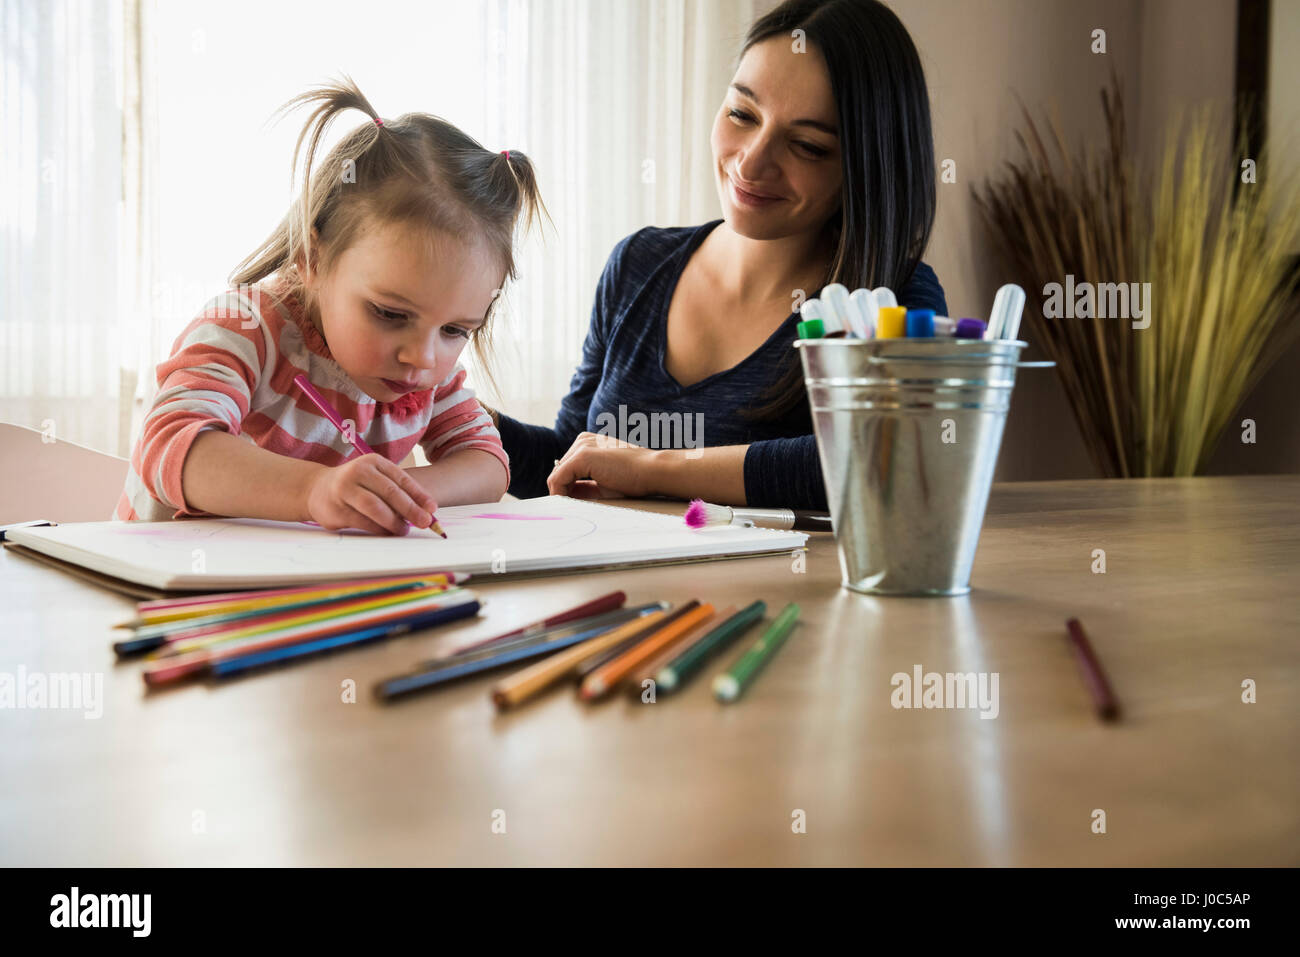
left=796, top=319, right=825, bottom=340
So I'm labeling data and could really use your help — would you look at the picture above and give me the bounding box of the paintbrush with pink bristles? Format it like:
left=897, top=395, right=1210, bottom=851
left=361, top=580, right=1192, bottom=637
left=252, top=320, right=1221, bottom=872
left=683, top=499, right=833, bottom=533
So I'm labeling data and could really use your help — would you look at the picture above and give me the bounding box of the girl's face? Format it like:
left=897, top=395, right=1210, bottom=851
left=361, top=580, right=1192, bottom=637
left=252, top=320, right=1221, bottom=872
left=301, top=220, right=501, bottom=401
left=711, top=36, right=843, bottom=242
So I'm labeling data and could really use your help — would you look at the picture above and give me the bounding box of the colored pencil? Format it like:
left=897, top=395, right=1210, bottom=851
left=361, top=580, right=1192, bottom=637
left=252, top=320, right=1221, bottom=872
left=428, top=603, right=665, bottom=665
left=625, top=605, right=737, bottom=694
left=656, top=601, right=766, bottom=693
left=375, top=610, right=661, bottom=701
left=573, top=601, right=700, bottom=679
left=293, top=372, right=446, bottom=538
left=440, top=590, right=627, bottom=657
left=210, top=600, right=481, bottom=680
left=150, top=584, right=468, bottom=658
left=1065, top=617, right=1120, bottom=721
left=142, top=590, right=479, bottom=687
left=579, top=603, right=717, bottom=700
left=116, top=571, right=467, bottom=628
left=114, top=579, right=445, bottom=656
left=712, top=602, right=800, bottom=703
left=491, top=610, right=673, bottom=710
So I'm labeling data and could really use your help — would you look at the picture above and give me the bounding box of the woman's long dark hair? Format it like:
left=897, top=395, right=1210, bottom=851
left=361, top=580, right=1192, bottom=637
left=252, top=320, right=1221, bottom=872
left=746, top=0, right=937, bottom=419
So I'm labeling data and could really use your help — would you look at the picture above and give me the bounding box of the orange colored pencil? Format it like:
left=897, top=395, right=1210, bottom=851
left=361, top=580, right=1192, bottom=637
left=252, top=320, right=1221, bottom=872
left=490, top=610, right=671, bottom=710
left=579, top=602, right=715, bottom=700
left=624, top=605, right=735, bottom=694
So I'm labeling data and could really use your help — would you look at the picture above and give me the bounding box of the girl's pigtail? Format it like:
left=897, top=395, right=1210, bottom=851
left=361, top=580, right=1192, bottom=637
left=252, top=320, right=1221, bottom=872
left=229, top=75, right=386, bottom=290
left=271, top=74, right=383, bottom=275
left=493, top=149, right=551, bottom=273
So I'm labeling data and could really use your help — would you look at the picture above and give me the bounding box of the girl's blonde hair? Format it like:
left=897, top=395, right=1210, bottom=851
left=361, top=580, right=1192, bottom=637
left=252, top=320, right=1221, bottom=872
left=230, top=74, right=547, bottom=386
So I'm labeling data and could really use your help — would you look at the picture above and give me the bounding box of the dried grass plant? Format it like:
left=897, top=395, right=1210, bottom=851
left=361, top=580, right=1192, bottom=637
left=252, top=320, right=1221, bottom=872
left=974, top=74, right=1300, bottom=476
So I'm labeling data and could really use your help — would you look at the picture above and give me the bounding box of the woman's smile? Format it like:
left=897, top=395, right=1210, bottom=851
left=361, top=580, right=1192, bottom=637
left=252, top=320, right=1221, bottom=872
left=728, top=174, right=785, bottom=208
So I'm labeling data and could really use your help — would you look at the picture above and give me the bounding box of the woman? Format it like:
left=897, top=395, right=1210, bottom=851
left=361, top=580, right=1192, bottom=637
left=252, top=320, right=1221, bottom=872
left=496, top=0, right=945, bottom=511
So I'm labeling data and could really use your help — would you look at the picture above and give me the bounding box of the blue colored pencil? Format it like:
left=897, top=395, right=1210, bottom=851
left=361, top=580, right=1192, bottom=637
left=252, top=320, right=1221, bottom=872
left=209, top=600, right=481, bottom=679
left=375, top=614, right=656, bottom=700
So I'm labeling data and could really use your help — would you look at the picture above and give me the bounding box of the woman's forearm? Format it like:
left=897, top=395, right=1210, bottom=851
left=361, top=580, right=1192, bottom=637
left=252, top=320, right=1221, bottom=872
left=181, top=428, right=323, bottom=521
left=408, top=447, right=509, bottom=507
left=646, top=445, right=749, bottom=505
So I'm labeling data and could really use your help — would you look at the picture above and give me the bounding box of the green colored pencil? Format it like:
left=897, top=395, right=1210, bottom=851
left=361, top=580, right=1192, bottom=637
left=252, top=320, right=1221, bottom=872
left=712, top=602, right=800, bottom=703
left=656, top=600, right=765, bottom=693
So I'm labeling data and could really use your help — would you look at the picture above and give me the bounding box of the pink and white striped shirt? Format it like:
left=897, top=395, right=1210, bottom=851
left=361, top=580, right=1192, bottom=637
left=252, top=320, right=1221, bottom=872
left=115, top=276, right=509, bottom=521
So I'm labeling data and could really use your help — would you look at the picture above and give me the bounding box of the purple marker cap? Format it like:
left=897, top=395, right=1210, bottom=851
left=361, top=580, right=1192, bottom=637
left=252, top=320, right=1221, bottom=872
left=955, top=318, right=987, bottom=339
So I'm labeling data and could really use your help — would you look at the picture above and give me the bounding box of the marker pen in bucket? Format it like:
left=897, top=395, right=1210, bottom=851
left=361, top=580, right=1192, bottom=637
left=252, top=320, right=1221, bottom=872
left=876, top=306, right=907, bottom=338
left=820, top=284, right=853, bottom=334
left=797, top=318, right=825, bottom=339
left=848, top=288, right=877, bottom=338
left=905, top=309, right=935, bottom=337
left=986, top=283, right=1026, bottom=340
left=799, top=297, right=837, bottom=334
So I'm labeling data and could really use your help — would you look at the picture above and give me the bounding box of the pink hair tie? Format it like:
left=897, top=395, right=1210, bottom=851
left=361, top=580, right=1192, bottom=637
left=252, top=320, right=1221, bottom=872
left=374, top=117, right=384, bottom=127
left=502, top=150, right=510, bottom=161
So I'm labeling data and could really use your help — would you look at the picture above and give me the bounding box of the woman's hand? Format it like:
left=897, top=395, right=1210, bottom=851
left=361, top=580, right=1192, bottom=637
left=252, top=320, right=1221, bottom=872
left=305, top=453, right=438, bottom=535
left=546, top=432, right=660, bottom=499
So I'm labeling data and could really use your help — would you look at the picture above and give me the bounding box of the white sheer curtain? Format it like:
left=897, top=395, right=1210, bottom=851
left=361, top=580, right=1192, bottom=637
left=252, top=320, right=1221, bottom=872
left=477, top=0, right=765, bottom=426
left=1, top=0, right=130, bottom=453
left=1, top=0, right=765, bottom=457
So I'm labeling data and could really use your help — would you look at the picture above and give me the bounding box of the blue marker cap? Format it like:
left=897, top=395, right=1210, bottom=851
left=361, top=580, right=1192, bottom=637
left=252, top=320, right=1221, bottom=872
left=905, top=309, right=935, bottom=337
left=955, top=318, right=987, bottom=339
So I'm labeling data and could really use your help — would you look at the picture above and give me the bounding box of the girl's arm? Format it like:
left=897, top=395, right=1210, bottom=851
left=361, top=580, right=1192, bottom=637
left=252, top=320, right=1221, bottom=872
left=182, top=429, right=439, bottom=533
left=181, top=428, right=322, bottom=522
left=407, top=447, right=509, bottom=507
left=415, top=367, right=513, bottom=506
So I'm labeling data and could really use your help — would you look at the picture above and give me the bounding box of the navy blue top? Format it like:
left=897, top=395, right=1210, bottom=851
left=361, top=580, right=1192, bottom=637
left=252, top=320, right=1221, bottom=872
left=496, top=219, right=947, bottom=510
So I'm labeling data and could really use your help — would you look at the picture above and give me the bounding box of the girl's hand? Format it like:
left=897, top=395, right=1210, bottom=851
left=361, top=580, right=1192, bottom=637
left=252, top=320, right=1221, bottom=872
left=546, top=432, right=659, bottom=500
left=305, top=453, right=438, bottom=535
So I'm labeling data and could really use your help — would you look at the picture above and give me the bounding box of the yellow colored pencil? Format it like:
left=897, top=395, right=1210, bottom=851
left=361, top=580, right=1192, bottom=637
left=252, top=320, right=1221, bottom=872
left=152, top=584, right=464, bottom=658
left=117, top=572, right=463, bottom=628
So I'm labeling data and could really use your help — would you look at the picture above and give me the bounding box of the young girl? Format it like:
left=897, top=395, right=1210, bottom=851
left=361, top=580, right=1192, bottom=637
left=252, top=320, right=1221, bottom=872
left=116, top=78, right=544, bottom=535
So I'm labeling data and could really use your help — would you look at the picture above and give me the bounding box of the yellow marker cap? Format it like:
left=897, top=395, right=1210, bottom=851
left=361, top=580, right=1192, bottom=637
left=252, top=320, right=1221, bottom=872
left=876, top=306, right=907, bottom=338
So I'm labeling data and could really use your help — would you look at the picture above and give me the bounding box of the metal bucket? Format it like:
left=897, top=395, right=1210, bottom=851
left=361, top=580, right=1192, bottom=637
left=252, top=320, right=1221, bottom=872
left=795, top=337, right=1049, bottom=596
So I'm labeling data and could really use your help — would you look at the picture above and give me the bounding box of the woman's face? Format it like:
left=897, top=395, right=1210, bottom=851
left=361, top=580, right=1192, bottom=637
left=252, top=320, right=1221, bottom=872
left=301, top=219, right=500, bottom=402
left=711, top=36, right=843, bottom=242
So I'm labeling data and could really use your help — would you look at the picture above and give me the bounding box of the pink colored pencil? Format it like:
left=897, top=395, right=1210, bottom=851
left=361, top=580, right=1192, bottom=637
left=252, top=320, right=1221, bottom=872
left=131, top=571, right=468, bottom=616
left=293, top=373, right=446, bottom=538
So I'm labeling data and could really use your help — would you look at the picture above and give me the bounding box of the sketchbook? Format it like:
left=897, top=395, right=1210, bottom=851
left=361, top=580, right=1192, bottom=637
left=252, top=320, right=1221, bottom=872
left=3, top=496, right=808, bottom=591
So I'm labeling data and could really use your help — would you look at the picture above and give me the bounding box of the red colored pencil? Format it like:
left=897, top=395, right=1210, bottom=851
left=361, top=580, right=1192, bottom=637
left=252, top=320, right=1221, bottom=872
left=1065, top=617, right=1120, bottom=721
left=439, top=590, right=628, bottom=658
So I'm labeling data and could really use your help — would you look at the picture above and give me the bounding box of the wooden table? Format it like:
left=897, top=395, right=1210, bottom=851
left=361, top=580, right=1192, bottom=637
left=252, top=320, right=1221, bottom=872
left=1, top=476, right=1296, bottom=865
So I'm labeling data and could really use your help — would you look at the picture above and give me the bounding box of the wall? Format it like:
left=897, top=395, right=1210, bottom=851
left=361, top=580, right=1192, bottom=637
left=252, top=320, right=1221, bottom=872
left=889, top=0, right=1297, bottom=479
